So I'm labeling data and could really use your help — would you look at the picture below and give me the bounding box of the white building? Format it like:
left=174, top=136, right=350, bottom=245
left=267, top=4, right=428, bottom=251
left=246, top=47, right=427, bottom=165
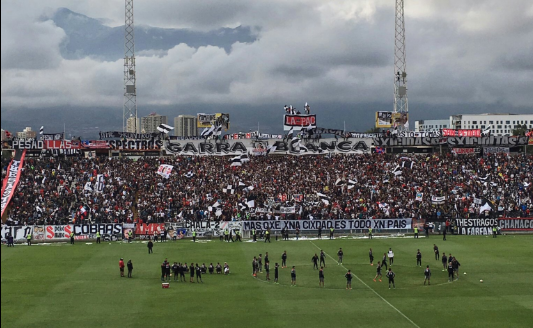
left=416, top=114, right=533, bottom=136
left=126, top=116, right=141, bottom=133
left=174, top=115, right=198, bottom=137
left=141, top=113, right=167, bottom=134
left=414, top=119, right=450, bottom=132
left=450, top=114, right=533, bottom=136
left=16, top=127, right=37, bottom=139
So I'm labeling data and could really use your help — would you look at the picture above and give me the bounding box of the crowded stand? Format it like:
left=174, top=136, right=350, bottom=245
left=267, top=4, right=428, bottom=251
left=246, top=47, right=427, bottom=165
left=2, top=152, right=531, bottom=226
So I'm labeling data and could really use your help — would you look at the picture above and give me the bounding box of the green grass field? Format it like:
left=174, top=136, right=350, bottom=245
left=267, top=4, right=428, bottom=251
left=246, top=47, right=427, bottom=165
left=2, top=235, right=533, bottom=328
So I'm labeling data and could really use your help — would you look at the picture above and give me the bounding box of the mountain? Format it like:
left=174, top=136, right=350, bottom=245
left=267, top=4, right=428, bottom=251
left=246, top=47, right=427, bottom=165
left=42, top=7, right=257, bottom=61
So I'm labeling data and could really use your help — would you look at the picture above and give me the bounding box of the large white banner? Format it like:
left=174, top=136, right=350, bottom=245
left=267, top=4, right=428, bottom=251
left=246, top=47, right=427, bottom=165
left=242, top=219, right=412, bottom=231
left=163, top=138, right=371, bottom=156
left=1, top=225, right=34, bottom=242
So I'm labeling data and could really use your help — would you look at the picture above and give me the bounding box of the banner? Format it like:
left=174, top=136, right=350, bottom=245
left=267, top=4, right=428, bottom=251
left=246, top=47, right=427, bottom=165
left=33, top=226, right=46, bottom=240
left=108, top=139, right=162, bottom=150
left=373, top=136, right=529, bottom=147
left=415, top=192, right=423, bottom=201
left=284, top=114, right=317, bottom=131
left=242, top=219, right=412, bottom=231
left=123, top=223, right=135, bottom=239
left=391, top=112, right=409, bottom=127
left=456, top=218, right=498, bottom=235
left=10, top=139, right=43, bottom=150
left=171, top=221, right=242, bottom=237
left=1, top=225, right=33, bottom=242
left=197, top=113, right=230, bottom=129
left=95, top=174, right=105, bottom=193
left=376, top=111, right=393, bottom=128
left=1, top=149, right=26, bottom=217
left=99, top=131, right=157, bottom=139
left=164, top=138, right=371, bottom=156
left=82, top=140, right=110, bottom=149
left=483, top=147, right=509, bottom=154
left=72, top=223, right=123, bottom=239
left=157, top=164, right=174, bottom=179
left=442, top=129, right=481, bottom=137
left=41, top=133, right=64, bottom=141
left=498, top=218, right=533, bottom=231
left=431, top=196, right=446, bottom=204
left=135, top=223, right=165, bottom=236
left=45, top=225, right=72, bottom=240
left=529, top=137, right=533, bottom=145
left=452, top=148, right=479, bottom=154
left=44, top=140, right=81, bottom=149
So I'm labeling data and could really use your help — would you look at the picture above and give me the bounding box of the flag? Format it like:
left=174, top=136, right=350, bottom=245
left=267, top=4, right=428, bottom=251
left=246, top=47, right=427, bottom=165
left=201, top=125, right=215, bottom=137
left=347, top=180, right=356, bottom=190
left=157, top=124, right=174, bottom=134
left=391, top=165, right=402, bottom=176
left=431, top=196, right=446, bottom=204
left=286, top=126, right=294, bottom=139
left=402, top=161, right=414, bottom=169
left=39, top=126, right=44, bottom=135
left=36, top=206, right=43, bottom=213
left=479, top=202, right=492, bottom=214
left=246, top=195, right=256, bottom=208
left=223, top=185, right=235, bottom=194
left=157, top=164, right=174, bottom=178
left=317, top=192, right=330, bottom=206
left=213, top=124, right=223, bottom=136
left=5, top=130, right=12, bottom=139
left=404, top=121, right=409, bottom=130
left=335, top=178, right=344, bottom=186
left=415, top=192, right=423, bottom=201
left=266, top=145, right=277, bottom=155
left=184, top=171, right=195, bottom=179
left=375, top=147, right=385, bottom=154
left=84, top=182, right=93, bottom=192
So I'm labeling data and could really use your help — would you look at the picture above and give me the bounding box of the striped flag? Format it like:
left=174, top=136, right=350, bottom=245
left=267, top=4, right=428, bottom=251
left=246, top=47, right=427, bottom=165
left=39, top=126, right=44, bottom=135
left=157, top=124, right=174, bottom=134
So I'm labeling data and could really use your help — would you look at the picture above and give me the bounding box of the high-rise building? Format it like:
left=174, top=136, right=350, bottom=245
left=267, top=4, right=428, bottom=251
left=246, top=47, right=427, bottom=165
left=141, top=113, right=167, bottom=134
left=16, top=127, right=37, bottom=139
left=126, top=116, right=141, bottom=133
left=174, top=115, right=198, bottom=137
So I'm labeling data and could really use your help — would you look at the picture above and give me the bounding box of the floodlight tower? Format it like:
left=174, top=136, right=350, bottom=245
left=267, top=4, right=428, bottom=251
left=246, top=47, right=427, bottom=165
left=123, top=0, right=137, bottom=132
left=393, top=0, right=408, bottom=128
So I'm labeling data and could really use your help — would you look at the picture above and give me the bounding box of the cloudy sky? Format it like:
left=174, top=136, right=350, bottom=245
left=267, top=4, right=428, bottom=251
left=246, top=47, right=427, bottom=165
left=1, top=0, right=532, bottom=134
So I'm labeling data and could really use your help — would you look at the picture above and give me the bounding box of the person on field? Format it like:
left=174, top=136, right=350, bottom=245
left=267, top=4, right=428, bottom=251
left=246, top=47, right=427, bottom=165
left=416, top=249, right=422, bottom=267
left=424, top=265, right=431, bottom=285
left=329, top=227, right=334, bottom=239
left=119, top=258, right=125, bottom=277
left=7, top=234, right=14, bottom=247
left=148, top=239, right=153, bottom=254
left=369, top=248, right=374, bottom=266
left=320, top=250, right=326, bottom=267
left=434, top=244, right=440, bottom=260
left=414, top=226, right=419, bottom=238
left=189, top=263, right=195, bottom=282
left=274, top=263, right=279, bottom=284
left=290, top=266, right=297, bottom=286
left=265, top=261, right=270, bottom=281
left=196, top=263, right=203, bottom=283
left=96, top=231, right=101, bottom=244
left=282, top=251, right=287, bottom=268
left=345, top=270, right=353, bottom=290
left=373, top=261, right=382, bottom=282
left=337, top=248, right=344, bottom=265
left=319, top=267, right=325, bottom=287
left=180, top=263, right=187, bottom=281
left=127, top=260, right=133, bottom=278
left=312, top=253, right=319, bottom=270
left=70, top=232, right=75, bottom=245
left=387, top=268, right=396, bottom=289
left=381, top=253, right=388, bottom=270
left=26, top=232, right=32, bottom=246
left=441, top=253, right=448, bottom=271
left=388, top=248, right=394, bottom=266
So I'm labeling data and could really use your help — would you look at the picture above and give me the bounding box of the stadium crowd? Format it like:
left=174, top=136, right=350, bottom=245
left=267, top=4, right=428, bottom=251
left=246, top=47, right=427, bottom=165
left=2, top=152, right=532, bottom=226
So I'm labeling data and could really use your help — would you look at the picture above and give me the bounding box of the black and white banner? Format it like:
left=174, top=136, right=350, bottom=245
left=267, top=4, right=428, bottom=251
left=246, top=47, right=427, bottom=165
left=1, top=225, right=34, bottom=242
left=456, top=218, right=498, bottom=235
left=498, top=218, right=533, bottom=231
left=164, top=138, right=371, bottom=156
left=99, top=131, right=158, bottom=139
left=1, top=150, right=26, bottom=217
left=242, top=219, right=412, bottom=231
left=95, top=174, right=105, bottom=193
left=72, top=223, right=123, bottom=239
left=374, top=136, right=529, bottom=147
left=177, top=221, right=242, bottom=237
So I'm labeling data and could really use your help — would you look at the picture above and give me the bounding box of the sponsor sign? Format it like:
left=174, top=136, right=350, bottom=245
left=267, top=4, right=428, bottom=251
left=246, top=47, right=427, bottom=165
left=283, top=114, right=317, bottom=130
left=498, top=218, right=533, bottom=231
left=373, top=136, right=529, bottom=147
left=45, top=225, right=73, bottom=240
left=164, top=138, right=371, bottom=156
left=1, top=150, right=26, bottom=217
left=242, top=219, right=412, bottom=231
left=456, top=218, right=498, bottom=235
left=391, top=112, right=409, bottom=127
left=33, top=226, right=46, bottom=240
left=375, top=111, right=392, bottom=128
left=1, top=225, right=33, bottom=242
left=442, top=129, right=481, bottom=137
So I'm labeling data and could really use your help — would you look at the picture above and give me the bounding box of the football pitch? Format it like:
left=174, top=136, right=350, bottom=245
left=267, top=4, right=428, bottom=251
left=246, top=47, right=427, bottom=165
left=2, top=235, right=533, bottom=328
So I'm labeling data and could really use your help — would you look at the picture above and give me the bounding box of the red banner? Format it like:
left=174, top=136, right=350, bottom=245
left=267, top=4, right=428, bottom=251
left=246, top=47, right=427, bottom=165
left=1, top=150, right=26, bottom=217
left=442, top=129, right=481, bottom=137
left=529, top=137, right=533, bottom=145
left=451, top=148, right=477, bottom=154
left=135, top=223, right=165, bottom=235
left=83, top=140, right=110, bottom=149
left=44, top=140, right=82, bottom=149
left=284, top=114, right=316, bottom=130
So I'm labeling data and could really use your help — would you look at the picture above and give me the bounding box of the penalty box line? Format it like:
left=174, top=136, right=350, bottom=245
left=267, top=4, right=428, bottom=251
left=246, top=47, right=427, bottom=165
left=309, top=241, right=421, bottom=328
